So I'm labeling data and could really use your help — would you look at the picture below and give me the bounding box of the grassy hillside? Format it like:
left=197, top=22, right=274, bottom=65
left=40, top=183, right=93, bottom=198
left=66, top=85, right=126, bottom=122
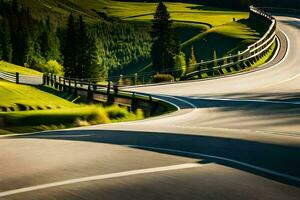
left=106, top=2, right=248, bottom=27
left=0, top=61, right=42, bottom=75
left=11, top=0, right=263, bottom=76
left=181, top=20, right=262, bottom=61
left=0, top=78, right=143, bottom=134
left=0, top=79, right=75, bottom=112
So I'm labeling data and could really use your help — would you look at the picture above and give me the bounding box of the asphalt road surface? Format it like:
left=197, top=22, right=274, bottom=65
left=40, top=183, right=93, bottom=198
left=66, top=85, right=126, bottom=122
left=1, top=15, right=300, bottom=200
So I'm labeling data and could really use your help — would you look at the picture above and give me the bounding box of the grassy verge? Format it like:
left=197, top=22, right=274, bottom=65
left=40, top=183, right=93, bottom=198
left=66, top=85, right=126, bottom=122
left=0, top=79, right=75, bottom=112
left=0, top=76, right=146, bottom=135
left=0, top=61, right=42, bottom=75
left=0, top=105, right=144, bottom=134
left=190, top=40, right=277, bottom=80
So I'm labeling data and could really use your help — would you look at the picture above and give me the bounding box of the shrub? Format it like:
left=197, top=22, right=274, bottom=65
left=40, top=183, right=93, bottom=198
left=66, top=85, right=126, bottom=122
left=29, top=60, right=64, bottom=75
left=153, top=73, right=174, bottom=83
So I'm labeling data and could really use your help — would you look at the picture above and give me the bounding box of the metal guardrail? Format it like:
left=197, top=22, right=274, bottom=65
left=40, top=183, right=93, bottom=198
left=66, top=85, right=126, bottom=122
left=43, top=74, right=164, bottom=115
left=0, top=71, right=17, bottom=83
left=0, top=71, right=43, bottom=85
left=184, top=6, right=277, bottom=79
left=258, top=7, right=300, bottom=15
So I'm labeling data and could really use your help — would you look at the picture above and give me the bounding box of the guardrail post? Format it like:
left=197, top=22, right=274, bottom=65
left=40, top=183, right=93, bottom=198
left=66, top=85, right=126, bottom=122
left=68, top=78, right=71, bottom=93
left=106, top=81, right=112, bottom=104
left=50, top=74, right=54, bottom=87
left=46, top=74, right=50, bottom=86
left=63, top=78, right=66, bottom=91
left=131, top=92, right=137, bottom=111
left=87, top=82, right=93, bottom=102
left=15, top=72, right=19, bottom=84
left=42, top=74, right=46, bottom=85
left=58, top=77, right=62, bottom=91
left=74, top=80, right=78, bottom=96
left=134, top=73, right=138, bottom=85
left=54, top=75, right=57, bottom=89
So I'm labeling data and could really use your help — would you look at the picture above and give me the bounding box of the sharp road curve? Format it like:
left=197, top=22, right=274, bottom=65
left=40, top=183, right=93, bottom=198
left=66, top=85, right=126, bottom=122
left=1, top=15, right=300, bottom=199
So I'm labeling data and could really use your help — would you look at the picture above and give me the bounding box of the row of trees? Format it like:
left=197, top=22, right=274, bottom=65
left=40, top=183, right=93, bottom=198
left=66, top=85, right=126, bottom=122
left=0, top=0, right=152, bottom=80
left=0, top=0, right=61, bottom=73
left=63, top=14, right=103, bottom=79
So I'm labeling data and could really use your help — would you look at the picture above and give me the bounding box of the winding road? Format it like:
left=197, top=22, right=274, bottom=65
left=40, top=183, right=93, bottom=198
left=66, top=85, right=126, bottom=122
left=1, top=15, right=300, bottom=199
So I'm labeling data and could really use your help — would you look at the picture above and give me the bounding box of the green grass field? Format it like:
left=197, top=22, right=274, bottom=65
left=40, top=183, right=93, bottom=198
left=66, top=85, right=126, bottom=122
left=0, top=79, right=75, bottom=111
left=106, top=2, right=248, bottom=27
left=0, top=61, right=42, bottom=75
left=181, top=20, right=262, bottom=61
left=0, top=77, right=143, bottom=134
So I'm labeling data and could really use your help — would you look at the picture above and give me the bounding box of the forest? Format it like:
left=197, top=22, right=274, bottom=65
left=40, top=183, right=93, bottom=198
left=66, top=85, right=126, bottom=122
left=0, top=0, right=151, bottom=80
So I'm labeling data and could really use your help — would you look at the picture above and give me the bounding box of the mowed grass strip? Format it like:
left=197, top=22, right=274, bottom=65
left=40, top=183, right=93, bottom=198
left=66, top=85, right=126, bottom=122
left=0, top=61, right=42, bottom=75
left=0, top=79, right=75, bottom=111
left=0, top=104, right=144, bottom=134
left=106, top=2, right=248, bottom=27
left=0, top=78, right=144, bottom=134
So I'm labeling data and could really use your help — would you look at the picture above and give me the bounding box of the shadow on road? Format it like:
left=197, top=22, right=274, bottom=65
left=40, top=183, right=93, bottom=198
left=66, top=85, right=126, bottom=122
left=13, top=128, right=300, bottom=187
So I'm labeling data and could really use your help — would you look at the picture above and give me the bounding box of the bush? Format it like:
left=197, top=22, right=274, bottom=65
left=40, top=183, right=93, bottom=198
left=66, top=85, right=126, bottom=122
left=29, top=60, right=64, bottom=75
left=153, top=73, right=174, bottom=83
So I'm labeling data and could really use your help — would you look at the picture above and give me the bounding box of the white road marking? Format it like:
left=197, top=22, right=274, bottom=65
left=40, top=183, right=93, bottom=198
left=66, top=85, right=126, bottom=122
left=128, top=145, right=300, bottom=183
left=34, top=134, right=95, bottom=138
left=0, top=163, right=205, bottom=198
left=190, top=96, right=300, bottom=105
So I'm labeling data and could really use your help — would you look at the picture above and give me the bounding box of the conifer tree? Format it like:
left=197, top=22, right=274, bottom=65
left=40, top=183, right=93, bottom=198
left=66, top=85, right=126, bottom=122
left=77, top=16, right=89, bottom=78
left=63, top=13, right=78, bottom=77
left=189, top=46, right=197, bottom=67
left=151, top=2, right=179, bottom=72
left=0, top=19, right=12, bottom=62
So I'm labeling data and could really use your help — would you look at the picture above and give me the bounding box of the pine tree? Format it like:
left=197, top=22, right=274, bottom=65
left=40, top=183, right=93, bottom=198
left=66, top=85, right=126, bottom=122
left=77, top=16, right=89, bottom=78
left=63, top=13, right=78, bottom=77
left=189, top=46, right=197, bottom=66
left=213, top=50, right=218, bottom=67
left=151, top=2, right=179, bottom=72
left=0, top=19, right=13, bottom=62
left=86, top=33, right=107, bottom=80
left=173, top=51, right=186, bottom=79
left=40, top=16, right=61, bottom=62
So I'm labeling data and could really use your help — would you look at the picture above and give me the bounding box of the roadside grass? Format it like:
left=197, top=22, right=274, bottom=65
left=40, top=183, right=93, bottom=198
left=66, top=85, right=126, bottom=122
left=181, top=20, right=261, bottom=62
left=0, top=105, right=144, bottom=134
left=249, top=40, right=277, bottom=68
left=190, top=40, right=277, bottom=80
left=0, top=79, right=75, bottom=112
left=0, top=61, right=42, bottom=75
left=106, top=2, right=248, bottom=27
left=0, top=75, right=145, bottom=135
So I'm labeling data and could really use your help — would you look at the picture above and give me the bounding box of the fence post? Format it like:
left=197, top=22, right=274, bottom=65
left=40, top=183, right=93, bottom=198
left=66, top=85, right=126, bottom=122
left=50, top=74, right=54, bottom=87
left=74, top=80, right=78, bottom=96
left=58, top=77, right=62, bottom=91
left=68, top=78, right=71, bottom=93
left=106, top=81, right=112, bottom=104
left=15, top=72, right=19, bottom=84
left=131, top=92, right=137, bottom=111
left=134, top=73, right=138, bottom=85
left=54, top=75, right=57, bottom=89
left=87, top=82, right=93, bottom=102
left=46, top=74, right=50, bottom=85
left=63, top=78, right=66, bottom=91
left=42, top=74, right=46, bottom=85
